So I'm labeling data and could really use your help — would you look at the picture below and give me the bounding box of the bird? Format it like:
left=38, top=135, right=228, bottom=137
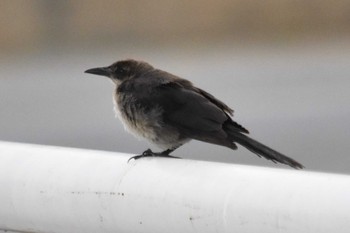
left=85, top=59, right=304, bottom=169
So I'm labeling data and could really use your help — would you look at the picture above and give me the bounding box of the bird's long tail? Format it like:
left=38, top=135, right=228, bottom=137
left=230, top=132, right=304, bottom=169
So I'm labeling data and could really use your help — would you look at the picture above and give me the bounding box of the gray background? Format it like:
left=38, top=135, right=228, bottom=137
left=1, top=1, right=349, bottom=173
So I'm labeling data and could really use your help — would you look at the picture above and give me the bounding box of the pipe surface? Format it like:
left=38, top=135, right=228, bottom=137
left=0, top=141, right=349, bottom=233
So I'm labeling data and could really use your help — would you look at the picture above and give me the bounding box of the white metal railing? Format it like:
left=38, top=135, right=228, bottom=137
left=0, top=141, right=349, bottom=233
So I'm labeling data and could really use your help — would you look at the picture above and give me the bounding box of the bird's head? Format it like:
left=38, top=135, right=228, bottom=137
left=85, top=59, right=153, bottom=85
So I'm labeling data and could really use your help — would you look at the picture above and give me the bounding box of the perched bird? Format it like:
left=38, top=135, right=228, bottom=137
left=85, top=59, right=303, bottom=169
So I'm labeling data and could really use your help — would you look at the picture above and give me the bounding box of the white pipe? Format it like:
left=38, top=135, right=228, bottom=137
left=0, top=141, right=349, bottom=233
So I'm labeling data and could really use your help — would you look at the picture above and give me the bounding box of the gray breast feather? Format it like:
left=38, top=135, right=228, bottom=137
left=113, top=91, right=188, bottom=149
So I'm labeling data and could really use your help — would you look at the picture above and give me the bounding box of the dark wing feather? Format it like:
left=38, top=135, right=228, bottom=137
left=129, top=70, right=247, bottom=147
left=158, top=82, right=228, bottom=132
left=129, top=76, right=239, bottom=147
left=194, top=88, right=234, bottom=116
left=156, top=79, right=248, bottom=134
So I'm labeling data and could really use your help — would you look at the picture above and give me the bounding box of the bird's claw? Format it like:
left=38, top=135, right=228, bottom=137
left=127, top=149, right=181, bottom=162
left=127, top=149, right=155, bottom=162
left=142, top=149, right=154, bottom=156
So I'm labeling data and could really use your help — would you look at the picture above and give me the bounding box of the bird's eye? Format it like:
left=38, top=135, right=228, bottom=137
left=116, top=67, right=127, bottom=74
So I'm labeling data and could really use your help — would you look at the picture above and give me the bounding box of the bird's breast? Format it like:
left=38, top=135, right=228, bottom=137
left=113, top=91, right=188, bottom=149
left=113, top=92, right=159, bottom=139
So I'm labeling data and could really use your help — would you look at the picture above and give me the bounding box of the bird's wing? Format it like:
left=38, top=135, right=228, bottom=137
left=132, top=74, right=247, bottom=142
left=193, top=87, right=234, bottom=116
left=158, top=82, right=229, bottom=133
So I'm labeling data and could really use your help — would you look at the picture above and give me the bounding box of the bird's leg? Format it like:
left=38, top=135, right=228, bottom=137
left=157, top=148, right=181, bottom=158
left=128, top=148, right=181, bottom=162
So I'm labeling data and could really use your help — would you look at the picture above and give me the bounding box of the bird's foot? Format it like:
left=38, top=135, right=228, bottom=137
left=128, top=149, right=181, bottom=162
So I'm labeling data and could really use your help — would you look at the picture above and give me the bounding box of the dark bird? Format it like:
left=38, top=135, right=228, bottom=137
left=85, top=59, right=304, bottom=169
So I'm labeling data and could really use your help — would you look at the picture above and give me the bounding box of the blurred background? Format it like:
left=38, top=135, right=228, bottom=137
left=0, top=0, right=349, bottom=173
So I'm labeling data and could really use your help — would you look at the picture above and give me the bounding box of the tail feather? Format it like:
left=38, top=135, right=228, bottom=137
left=230, top=132, right=304, bottom=169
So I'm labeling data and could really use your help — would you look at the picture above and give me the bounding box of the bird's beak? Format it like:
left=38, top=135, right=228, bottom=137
left=84, top=66, right=111, bottom=77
